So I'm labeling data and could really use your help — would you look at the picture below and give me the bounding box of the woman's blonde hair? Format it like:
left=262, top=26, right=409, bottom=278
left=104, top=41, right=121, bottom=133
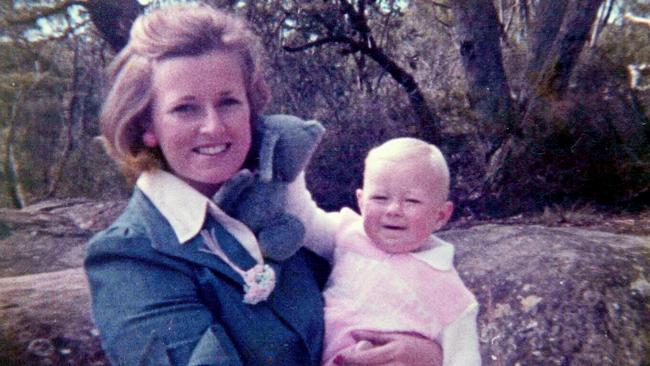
left=99, top=2, right=270, bottom=182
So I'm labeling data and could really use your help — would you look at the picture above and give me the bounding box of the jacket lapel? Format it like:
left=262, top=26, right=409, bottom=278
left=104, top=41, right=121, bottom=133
left=130, top=189, right=321, bottom=356
left=131, top=189, right=245, bottom=286
left=265, top=251, right=328, bottom=362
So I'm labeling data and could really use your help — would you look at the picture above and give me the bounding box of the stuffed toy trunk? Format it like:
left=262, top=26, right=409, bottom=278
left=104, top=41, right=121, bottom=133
left=214, top=114, right=325, bottom=261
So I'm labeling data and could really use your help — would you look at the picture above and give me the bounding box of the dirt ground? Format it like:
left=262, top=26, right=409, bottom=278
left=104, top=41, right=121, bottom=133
left=449, top=206, right=650, bottom=238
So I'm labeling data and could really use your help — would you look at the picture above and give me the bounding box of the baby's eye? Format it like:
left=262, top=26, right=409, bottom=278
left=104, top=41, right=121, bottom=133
left=405, top=198, right=422, bottom=204
left=370, top=195, right=388, bottom=201
left=218, top=97, right=242, bottom=107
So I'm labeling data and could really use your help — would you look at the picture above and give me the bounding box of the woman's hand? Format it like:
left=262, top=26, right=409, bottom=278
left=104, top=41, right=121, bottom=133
left=333, top=330, right=443, bottom=366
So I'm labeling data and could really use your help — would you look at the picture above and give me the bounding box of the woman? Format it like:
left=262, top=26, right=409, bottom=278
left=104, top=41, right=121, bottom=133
left=85, top=3, right=441, bottom=365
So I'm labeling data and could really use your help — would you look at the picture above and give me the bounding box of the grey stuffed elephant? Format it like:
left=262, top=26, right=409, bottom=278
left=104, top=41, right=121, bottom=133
left=213, top=114, right=325, bottom=261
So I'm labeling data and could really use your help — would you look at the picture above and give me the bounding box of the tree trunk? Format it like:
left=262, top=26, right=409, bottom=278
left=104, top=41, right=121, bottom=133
left=526, top=0, right=604, bottom=103
left=478, top=0, right=605, bottom=215
left=521, top=0, right=603, bottom=137
left=451, top=0, right=514, bottom=150
left=525, top=0, right=568, bottom=92
left=590, top=0, right=614, bottom=47
left=47, top=38, right=81, bottom=198
left=358, top=44, right=442, bottom=144
left=4, top=91, right=26, bottom=209
left=85, top=0, right=143, bottom=52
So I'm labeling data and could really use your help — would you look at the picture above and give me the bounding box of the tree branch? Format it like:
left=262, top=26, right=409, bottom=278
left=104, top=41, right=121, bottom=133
left=340, top=0, right=370, bottom=34
left=625, top=13, right=650, bottom=28
left=7, top=0, right=87, bottom=25
left=283, top=36, right=353, bottom=52
left=431, top=2, right=450, bottom=8
left=284, top=0, right=442, bottom=142
left=85, top=0, right=144, bottom=52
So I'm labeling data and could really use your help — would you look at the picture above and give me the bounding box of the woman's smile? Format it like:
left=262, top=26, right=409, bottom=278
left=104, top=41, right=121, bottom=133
left=193, top=143, right=230, bottom=156
left=143, top=49, right=252, bottom=197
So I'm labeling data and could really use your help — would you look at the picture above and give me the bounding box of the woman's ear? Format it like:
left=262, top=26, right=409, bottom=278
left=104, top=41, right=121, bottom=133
left=142, top=130, right=158, bottom=148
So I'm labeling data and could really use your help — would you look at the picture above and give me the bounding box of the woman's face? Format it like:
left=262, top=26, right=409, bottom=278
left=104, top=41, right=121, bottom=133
left=143, top=50, right=251, bottom=196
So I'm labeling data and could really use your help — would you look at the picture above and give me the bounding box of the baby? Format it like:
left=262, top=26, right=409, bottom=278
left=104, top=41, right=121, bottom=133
left=322, top=137, right=481, bottom=366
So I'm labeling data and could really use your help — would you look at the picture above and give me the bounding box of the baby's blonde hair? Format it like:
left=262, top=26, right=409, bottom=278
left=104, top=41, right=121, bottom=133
left=365, top=137, right=450, bottom=200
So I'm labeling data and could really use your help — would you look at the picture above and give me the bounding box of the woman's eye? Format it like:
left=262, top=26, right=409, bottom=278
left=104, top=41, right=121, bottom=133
left=171, top=104, right=198, bottom=114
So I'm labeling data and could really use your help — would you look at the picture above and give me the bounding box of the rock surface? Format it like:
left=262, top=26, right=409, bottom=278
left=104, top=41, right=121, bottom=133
left=0, top=199, right=125, bottom=366
left=0, top=199, right=126, bottom=277
left=0, top=199, right=649, bottom=365
left=439, top=225, right=650, bottom=366
left=0, top=268, right=105, bottom=366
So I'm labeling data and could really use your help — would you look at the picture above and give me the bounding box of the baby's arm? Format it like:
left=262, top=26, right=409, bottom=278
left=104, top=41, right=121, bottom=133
left=439, top=302, right=481, bottom=366
left=286, top=172, right=341, bottom=262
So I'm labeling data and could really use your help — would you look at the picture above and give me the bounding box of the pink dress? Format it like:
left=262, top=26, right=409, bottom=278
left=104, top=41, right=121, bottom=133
left=322, top=209, right=477, bottom=365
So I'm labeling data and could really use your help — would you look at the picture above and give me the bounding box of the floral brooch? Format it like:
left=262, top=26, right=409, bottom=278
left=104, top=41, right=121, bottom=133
left=201, top=229, right=276, bottom=305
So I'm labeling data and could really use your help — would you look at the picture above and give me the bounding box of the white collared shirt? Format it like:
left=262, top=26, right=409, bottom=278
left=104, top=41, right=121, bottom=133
left=410, top=235, right=456, bottom=271
left=136, top=169, right=262, bottom=262
left=136, top=169, right=340, bottom=262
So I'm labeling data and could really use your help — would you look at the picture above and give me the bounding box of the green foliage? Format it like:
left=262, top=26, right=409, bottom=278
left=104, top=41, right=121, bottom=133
left=0, top=21, right=129, bottom=207
left=598, top=2, right=650, bottom=67
left=309, top=92, right=424, bottom=210
left=0, top=0, right=648, bottom=216
left=244, top=0, right=480, bottom=209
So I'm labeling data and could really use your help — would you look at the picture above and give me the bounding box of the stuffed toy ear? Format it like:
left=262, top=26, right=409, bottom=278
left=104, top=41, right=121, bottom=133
left=274, top=120, right=325, bottom=182
left=255, top=115, right=325, bottom=183
left=257, top=131, right=280, bottom=183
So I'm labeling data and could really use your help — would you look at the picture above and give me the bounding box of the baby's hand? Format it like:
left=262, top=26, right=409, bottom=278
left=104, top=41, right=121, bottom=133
left=354, top=340, right=373, bottom=351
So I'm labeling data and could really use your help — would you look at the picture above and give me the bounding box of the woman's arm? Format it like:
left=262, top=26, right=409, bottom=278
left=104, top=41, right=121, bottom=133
left=85, top=230, right=242, bottom=366
left=337, top=302, right=480, bottom=366
left=333, top=331, right=443, bottom=366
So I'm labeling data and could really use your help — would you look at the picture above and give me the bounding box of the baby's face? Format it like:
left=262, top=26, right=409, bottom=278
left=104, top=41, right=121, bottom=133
left=357, top=156, right=452, bottom=254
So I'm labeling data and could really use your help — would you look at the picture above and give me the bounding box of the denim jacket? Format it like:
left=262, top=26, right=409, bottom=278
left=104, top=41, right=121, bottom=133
left=84, top=188, right=330, bottom=366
